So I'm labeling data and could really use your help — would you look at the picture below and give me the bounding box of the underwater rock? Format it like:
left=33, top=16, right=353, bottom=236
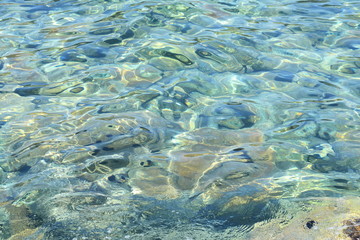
left=314, top=108, right=360, bottom=141
left=134, top=43, right=196, bottom=71
left=2, top=111, right=180, bottom=171
left=35, top=193, right=144, bottom=239
left=61, top=111, right=180, bottom=163
left=330, top=140, right=360, bottom=172
left=343, top=218, right=360, bottom=240
left=128, top=167, right=180, bottom=199
left=306, top=143, right=343, bottom=173
left=60, top=50, right=87, bottom=63
left=168, top=128, right=273, bottom=198
left=149, top=56, right=185, bottom=71
left=197, top=100, right=258, bottom=129
left=173, top=127, right=264, bottom=147
left=248, top=197, right=360, bottom=240
left=273, top=70, right=295, bottom=83
left=14, top=79, right=99, bottom=96
left=103, top=38, right=122, bottom=45
left=101, top=27, right=137, bottom=45
left=7, top=204, right=43, bottom=235
left=83, top=47, right=106, bottom=58
left=271, top=143, right=309, bottom=170
left=123, top=127, right=273, bottom=200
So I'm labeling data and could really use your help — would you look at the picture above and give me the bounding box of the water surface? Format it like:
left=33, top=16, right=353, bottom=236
left=0, top=0, right=360, bottom=239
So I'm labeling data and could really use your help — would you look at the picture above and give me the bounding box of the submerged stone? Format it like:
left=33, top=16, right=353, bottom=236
left=197, top=101, right=258, bottom=129
left=14, top=86, right=41, bottom=96
left=343, top=219, right=360, bottom=240
left=149, top=56, right=184, bottom=71
left=60, top=51, right=87, bottom=63
left=103, top=38, right=122, bottom=44
left=2, top=111, right=180, bottom=171
left=168, top=128, right=273, bottom=198
left=248, top=198, right=360, bottom=240
left=83, top=47, right=106, bottom=58
left=274, top=71, right=294, bottom=82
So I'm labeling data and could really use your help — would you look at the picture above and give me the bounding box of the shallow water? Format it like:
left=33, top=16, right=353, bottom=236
left=0, top=0, right=359, bottom=239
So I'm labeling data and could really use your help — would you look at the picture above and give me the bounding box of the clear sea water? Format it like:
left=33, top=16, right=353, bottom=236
left=0, top=0, right=359, bottom=239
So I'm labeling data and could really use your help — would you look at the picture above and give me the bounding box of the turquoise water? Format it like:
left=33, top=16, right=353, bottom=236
left=0, top=0, right=359, bottom=239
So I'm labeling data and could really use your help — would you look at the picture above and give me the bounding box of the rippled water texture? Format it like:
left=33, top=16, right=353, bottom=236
left=0, top=0, right=360, bottom=239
